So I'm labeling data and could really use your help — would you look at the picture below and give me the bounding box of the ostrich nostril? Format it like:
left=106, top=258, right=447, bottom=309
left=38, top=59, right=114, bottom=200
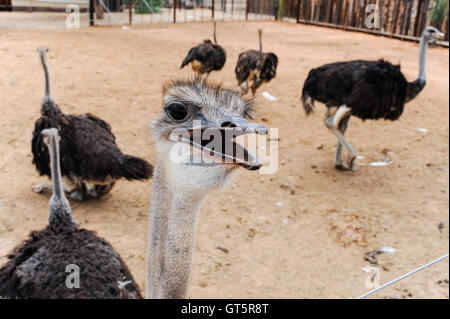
left=221, top=121, right=236, bottom=128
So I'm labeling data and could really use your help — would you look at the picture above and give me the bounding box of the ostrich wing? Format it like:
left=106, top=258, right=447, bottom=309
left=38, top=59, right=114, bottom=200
left=235, top=50, right=263, bottom=84
left=345, top=62, right=407, bottom=120
left=181, top=46, right=197, bottom=68
left=69, top=114, right=127, bottom=181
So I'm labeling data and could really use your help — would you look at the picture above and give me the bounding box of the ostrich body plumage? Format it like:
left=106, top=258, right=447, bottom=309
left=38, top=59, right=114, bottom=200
left=1, top=128, right=142, bottom=299
left=301, top=59, right=424, bottom=121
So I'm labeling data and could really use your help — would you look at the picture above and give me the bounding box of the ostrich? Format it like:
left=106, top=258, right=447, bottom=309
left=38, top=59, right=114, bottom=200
left=0, top=128, right=141, bottom=299
left=146, top=79, right=267, bottom=298
left=32, top=47, right=153, bottom=201
left=235, top=29, right=278, bottom=96
left=180, top=22, right=226, bottom=80
left=301, top=26, right=444, bottom=171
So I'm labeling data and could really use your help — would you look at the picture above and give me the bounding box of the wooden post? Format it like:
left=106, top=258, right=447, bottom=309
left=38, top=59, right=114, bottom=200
left=354, top=0, right=360, bottom=27
left=245, top=0, right=249, bottom=20
left=350, top=0, right=357, bottom=26
left=420, top=0, right=430, bottom=34
left=89, top=0, right=95, bottom=26
left=382, top=0, right=388, bottom=30
left=399, top=0, right=407, bottom=34
left=378, top=0, right=384, bottom=31
left=212, top=0, right=215, bottom=20
left=360, top=0, right=367, bottom=27
left=342, top=0, right=348, bottom=26
left=414, top=0, right=424, bottom=37
left=392, top=0, right=401, bottom=33
left=327, top=0, right=333, bottom=23
left=405, top=0, right=413, bottom=35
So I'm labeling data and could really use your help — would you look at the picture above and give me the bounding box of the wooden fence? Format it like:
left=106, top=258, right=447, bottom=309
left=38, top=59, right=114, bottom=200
left=248, top=0, right=449, bottom=42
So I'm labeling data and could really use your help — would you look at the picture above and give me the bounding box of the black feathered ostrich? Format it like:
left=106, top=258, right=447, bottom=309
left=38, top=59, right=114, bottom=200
left=301, top=26, right=444, bottom=171
left=0, top=128, right=141, bottom=299
left=180, top=22, right=226, bottom=80
left=32, top=48, right=153, bottom=201
left=235, top=29, right=278, bottom=96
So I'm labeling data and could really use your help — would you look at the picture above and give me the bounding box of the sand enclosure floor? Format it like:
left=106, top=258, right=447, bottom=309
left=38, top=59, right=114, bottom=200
left=0, top=20, right=448, bottom=298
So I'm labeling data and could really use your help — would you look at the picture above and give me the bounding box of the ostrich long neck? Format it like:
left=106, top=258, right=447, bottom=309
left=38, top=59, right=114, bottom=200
left=418, top=35, right=428, bottom=83
left=406, top=35, right=428, bottom=102
left=40, top=50, right=51, bottom=99
left=48, top=135, right=63, bottom=200
left=47, top=133, right=74, bottom=227
left=259, top=31, right=262, bottom=52
left=146, top=163, right=206, bottom=299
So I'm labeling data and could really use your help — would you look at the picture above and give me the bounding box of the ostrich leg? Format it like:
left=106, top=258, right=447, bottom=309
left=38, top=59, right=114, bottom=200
left=33, top=180, right=85, bottom=201
left=33, top=178, right=74, bottom=195
left=335, top=115, right=350, bottom=170
left=240, top=81, right=249, bottom=94
left=32, top=182, right=53, bottom=193
left=325, top=105, right=357, bottom=171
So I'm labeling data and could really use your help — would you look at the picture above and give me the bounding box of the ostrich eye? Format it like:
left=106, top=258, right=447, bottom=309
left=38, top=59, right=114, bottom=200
left=166, top=102, right=189, bottom=122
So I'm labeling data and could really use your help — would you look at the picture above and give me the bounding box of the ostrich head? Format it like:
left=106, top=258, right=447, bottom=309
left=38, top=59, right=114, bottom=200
left=422, top=26, right=444, bottom=43
left=150, top=79, right=267, bottom=191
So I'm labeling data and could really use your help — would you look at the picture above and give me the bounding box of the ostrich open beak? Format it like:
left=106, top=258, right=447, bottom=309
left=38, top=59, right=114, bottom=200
left=170, top=117, right=267, bottom=170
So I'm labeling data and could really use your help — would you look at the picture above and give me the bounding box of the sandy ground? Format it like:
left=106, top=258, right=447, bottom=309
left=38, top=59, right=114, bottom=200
left=0, top=20, right=448, bottom=299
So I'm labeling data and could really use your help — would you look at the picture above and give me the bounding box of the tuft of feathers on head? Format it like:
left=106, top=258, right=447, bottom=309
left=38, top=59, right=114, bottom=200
left=161, top=78, right=254, bottom=119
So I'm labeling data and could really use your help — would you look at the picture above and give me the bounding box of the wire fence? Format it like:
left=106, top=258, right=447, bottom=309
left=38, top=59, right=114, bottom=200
left=357, top=253, right=449, bottom=299
left=90, top=0, right=276, bottom=26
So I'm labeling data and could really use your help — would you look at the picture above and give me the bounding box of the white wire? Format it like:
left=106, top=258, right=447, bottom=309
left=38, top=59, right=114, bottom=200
left=356, top=253, right=449, bottom=299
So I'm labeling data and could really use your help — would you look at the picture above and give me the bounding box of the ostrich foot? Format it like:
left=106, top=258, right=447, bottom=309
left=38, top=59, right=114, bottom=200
left=32, top=182, right=52, bottom=193
left=84, top=183, right=99, bottom=198
left=69, top=190, right=85, bottom=201
left=335, top=156, right=357, bottom=171
left=348, top=156, right=357, bottom=171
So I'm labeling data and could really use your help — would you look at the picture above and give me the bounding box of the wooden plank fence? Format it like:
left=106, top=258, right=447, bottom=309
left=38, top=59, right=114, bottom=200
left=247, top=0, right=449, bottom=43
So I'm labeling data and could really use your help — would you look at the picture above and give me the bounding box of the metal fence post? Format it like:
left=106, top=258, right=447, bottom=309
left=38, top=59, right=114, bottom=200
left=245, top=0, right=249, bottom=21
left=174, top=0, right=177, bottom=23
left=89, top=0, right=95, bottom=26
left=129, top=0, right=132, bottom=24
